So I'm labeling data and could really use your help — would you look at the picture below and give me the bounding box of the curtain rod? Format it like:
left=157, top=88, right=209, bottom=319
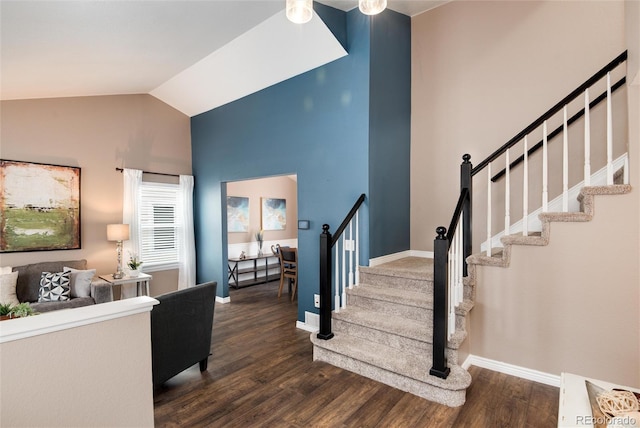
left=115, top=167, right=180, bottom=178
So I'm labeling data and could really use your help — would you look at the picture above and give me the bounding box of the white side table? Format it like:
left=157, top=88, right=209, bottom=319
left=99, top=273, right=152, bottom=299
left=559, top=372, right=640, bottom=427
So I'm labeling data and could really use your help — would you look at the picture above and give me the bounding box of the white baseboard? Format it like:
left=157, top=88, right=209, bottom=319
left=462, top=354, right=560, bottom=387
left=216, top=296, right=231, bottom=304
left=409, top=250, right=434, bottom=259
left=296, top=311, right=319, bottom=332
left=228, top=238, right=298, bottom=259
left=369, top=250, right=433, bottom=266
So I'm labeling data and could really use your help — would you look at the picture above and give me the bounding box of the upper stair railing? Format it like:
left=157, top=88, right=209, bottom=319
left=430, top=51, right=628, bottom=379
left=318, top=193, right=366, bottom=340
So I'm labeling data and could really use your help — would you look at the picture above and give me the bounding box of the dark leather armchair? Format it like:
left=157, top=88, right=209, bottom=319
left=151, top=281, right=217, bottom=387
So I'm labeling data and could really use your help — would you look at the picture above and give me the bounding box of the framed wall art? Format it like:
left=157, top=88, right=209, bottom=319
left=261, top=197, right=286, bottom=231
left=0, top=160, right=81, bottom=252
left=227, top=196, right=249, bottom=232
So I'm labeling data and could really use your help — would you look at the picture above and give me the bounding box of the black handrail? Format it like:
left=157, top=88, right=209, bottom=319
left=446, top=188, right=469, bottom=242
left=471, top=50, right=627, bottom=177
left=331, top=193, right=366, bottom=247
left=491, top=76, right=627, bottom=182
left=431, top=155, right=472, bottom=379
left=318, top=193, right=366, bottom=340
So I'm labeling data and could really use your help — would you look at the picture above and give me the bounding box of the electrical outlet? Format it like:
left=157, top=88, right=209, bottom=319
left=314, top=294, right=320, bottom=308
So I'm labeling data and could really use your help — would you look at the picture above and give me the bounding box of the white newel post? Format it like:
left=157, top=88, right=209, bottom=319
left=606, top=72, right=613, bottom=185
left=542, top=120, right=549, bottom=212
left=523, top=136, right=529, bottom=236
left=486, top=162, right=492, bottom=257
left=563, top=106, right=569, bottom=212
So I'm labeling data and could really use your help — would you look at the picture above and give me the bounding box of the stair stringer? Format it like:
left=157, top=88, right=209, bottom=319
left=467, top=185, right=632, bottom=269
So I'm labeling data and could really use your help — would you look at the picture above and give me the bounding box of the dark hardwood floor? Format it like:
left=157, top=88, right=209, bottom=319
left=153, top=281, right=559, bottom=427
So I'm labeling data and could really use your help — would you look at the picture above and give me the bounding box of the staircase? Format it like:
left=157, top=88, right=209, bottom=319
left=312, top=182, right=632, bottom=407
left=311, top=257, right=473, bottom=407
left=311, top=51, right=630, bottom=408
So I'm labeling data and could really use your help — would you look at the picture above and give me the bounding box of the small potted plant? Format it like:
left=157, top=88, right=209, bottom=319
left=127, top=253, right=143, bottom=277
left=0, top=302, right=37, bottom=320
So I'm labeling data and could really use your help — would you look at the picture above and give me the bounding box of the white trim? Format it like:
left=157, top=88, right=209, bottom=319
left=227, top=238, right=298, bottom=259
left=296, top=321, right=318, bottom=332
left=216, top=295, right=231, bottom=304
left=462, top=354, right=560, bottom=387
left=0, top=297, right=159, bottom=344
left=296, top=311, right=319, bottom=332
left=410, top=250, right=434, bottom=259
left=369, top=250, right=433, bottom=266
left=481, top=152, right=629, bottom=252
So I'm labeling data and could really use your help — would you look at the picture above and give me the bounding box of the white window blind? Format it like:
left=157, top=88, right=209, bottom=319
left=139, top=182, right=180, bottom=271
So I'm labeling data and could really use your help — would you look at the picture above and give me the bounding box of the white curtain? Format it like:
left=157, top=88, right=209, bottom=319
left=122, top=168, right=142, bottom=265
left=178, top=175, right=196, bottom=289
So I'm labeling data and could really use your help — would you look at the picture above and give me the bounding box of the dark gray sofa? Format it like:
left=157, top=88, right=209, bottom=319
left=13, top=259, right=113, bottom=313
left=151, top=281, right=217, bottom=387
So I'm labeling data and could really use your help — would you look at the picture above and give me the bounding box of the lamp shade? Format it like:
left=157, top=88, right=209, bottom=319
left=286, top=0, right=313, bottom=24
left=107, top=224, right=130, bottom=241
left=359, top=0, right=387, bottom=15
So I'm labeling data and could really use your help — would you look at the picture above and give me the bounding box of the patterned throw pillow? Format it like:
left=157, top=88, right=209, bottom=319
left=39, top=271, right=71, bottom=302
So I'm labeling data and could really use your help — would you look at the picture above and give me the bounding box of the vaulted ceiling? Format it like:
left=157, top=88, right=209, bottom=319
left=0, top=1, right=448, bottom=117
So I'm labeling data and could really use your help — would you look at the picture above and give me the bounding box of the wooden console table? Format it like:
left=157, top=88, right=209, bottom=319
left=228, top=254, right=280, bottom=289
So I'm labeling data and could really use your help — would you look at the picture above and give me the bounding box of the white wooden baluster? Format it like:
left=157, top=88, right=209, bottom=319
left=542, top=120, right=549, bottom=212
left=334, top=244, right=340, bottom=313
left=606, top=72, right=614, bottom=185
left=563, top=106, right=569, bottom=212
left=624, top=156, right=629, bottom=185
left=341, top=234, right=346, bottom=309
left=348, top=221, right=354, bottom=290
left=584, top=88, right=591, bottom=186
left=505, top=148, right=511, bottom=236
left=523, top=136, right=529, bottom=236
left=456, top=218, right=463, bottom=305
left=355, top=211, right=360, bottom=286
left=448, top=231, right=456, bottom=338
left=486, top=162, right=492, bottom=257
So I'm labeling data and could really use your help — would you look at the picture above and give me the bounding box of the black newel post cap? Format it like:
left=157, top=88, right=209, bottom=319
left=436, top=226, right=447, bottom=240
left=322, top=224, right=330, bottom=233
left=462, top=154, right=471, bottom=163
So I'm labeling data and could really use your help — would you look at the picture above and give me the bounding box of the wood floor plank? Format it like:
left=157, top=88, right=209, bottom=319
left=153, top=281, right=560, bottom=427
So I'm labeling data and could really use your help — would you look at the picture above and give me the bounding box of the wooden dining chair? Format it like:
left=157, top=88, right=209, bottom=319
left=278, top=247, right=298, bottom=301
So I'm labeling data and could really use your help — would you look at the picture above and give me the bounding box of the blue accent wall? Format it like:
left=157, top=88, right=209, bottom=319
left=191, top=5, right=410, bottom=321
left=368, top=10, right=411, bottom=257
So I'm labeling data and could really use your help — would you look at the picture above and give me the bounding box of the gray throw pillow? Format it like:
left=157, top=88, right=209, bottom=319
left=64, top=267, right=96, bottom=298
left=39, top=271, right=71, bottom=302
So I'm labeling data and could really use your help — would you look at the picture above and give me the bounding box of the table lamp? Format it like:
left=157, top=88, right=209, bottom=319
left=107, top=224, right=130, bottom=279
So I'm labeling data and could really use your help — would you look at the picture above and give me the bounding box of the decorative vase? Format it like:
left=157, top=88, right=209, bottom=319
left=129, top=269, right=140, bottom=277
left=258, top=240, right=263, bottom=256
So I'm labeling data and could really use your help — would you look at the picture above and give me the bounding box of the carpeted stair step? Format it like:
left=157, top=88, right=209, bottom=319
left=333, top=307, right=467, bottom=363
left=359, top=257, right=433, bottom=294
left=311, top=331, right=471, bottom=407
left=344, top=286, right=472, bottom=331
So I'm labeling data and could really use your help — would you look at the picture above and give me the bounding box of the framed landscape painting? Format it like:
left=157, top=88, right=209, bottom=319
left=227, top=196, right=249, bottom=232
left=261, top=198, right=286, bottom=231
left=0, top=160, right=81, bottom=252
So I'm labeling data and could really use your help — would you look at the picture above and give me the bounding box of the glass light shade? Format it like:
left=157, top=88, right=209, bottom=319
left=286, top=0, right=313, bottom=24
left=107, top=224, right=130, bottom=241
left=359, top=0, right=387, bottom=15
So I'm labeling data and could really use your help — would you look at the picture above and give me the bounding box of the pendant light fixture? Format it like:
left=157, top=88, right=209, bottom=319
left=286, top=0, right=313, bottom=24
left=359, top=0, right=387, bottom=15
